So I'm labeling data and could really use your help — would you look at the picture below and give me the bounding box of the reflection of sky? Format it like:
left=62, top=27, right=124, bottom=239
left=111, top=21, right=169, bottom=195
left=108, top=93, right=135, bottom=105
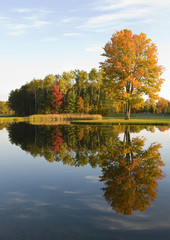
left=0, top=126, right=170, bottom=239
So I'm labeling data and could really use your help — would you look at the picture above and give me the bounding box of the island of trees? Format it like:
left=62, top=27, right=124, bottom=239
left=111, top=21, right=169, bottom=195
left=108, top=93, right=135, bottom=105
left=4, top=29, right=169, bottom=119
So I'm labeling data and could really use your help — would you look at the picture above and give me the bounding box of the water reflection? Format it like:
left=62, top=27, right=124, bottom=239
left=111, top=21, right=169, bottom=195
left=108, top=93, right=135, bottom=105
left=7, top=123, right=166, bottom=215
left=100, top=126, right=164, bottom=215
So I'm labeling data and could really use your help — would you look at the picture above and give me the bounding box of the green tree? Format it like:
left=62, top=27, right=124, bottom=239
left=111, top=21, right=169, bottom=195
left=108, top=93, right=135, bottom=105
left=65, top=88, right=77, bottom=113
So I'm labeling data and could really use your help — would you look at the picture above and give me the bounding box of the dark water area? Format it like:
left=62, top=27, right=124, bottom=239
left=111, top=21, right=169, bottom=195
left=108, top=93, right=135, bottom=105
left=0, top=123, right=170, bottom=239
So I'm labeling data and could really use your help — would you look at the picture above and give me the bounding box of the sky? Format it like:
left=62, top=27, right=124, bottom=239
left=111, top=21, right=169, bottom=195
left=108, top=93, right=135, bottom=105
left=0, top=0, right=170, bottom=101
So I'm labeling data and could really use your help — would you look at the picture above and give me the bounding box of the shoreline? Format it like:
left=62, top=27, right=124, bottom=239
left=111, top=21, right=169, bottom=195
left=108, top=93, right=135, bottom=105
left=0, top=114, right=170, bottom=126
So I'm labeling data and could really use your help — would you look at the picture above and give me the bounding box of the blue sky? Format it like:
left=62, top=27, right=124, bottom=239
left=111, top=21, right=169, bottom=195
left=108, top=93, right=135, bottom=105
left=0, top=0, right=170, bottom=101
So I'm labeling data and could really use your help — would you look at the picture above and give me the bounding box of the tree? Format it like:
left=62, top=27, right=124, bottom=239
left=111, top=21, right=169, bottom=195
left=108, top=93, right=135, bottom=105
left=101, top=29, right=164, bottom=119
left=89, top=68, right=98, bottom=105
left=77, top=97, right=84, bottom=113
left=52, top=84, right=63, bottom=113
left=156, top=97, right=169, bottom=113
left=168, top=102, right=170, bottom=113
left=0, top=101, right=9, bottom=115
left=65, top=88, right=77, bottom=113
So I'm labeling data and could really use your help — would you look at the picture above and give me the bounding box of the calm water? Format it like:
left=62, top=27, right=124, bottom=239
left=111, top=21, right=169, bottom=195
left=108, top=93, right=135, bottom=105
left=0, top=123, right=170, bottom=240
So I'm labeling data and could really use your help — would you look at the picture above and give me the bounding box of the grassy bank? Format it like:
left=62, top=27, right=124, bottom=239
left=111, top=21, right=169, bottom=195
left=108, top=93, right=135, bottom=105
left=1, top=113, right=170, bottom=126
left=71, top=113, right=170, bottom=126
left=26, top=114, right=102, bottom=124
left=0, top=114, right=102, bottom=125
left=71, top=119, right=170, bottom=126
left=104, top=113, right=170, bottom=119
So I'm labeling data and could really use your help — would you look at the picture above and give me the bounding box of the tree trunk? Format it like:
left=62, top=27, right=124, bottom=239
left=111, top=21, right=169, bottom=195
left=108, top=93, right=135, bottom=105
left=34, top=91, right=37, bottom=114
left=91, top=84, right=93, bottom=105
left=125, top=102, right=131, bottom=120
left=97, top=88, right=100, bottom=109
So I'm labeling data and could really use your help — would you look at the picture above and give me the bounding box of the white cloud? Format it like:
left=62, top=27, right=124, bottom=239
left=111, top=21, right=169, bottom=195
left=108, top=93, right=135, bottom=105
left=15, top=8, right=33, bottom=13
left=61, top=17, right=78, bottom=23
left=94, top=0, right=170, bottom=11
left=85, top=175, right=99, bottom=183
left=6, top=20, right=51, bottom=35
left=64, top=33, right=80, bottom=37
left=41, top=37, right=59, bottom=43
left=79, top=8, right=151, bottom=31
left=64, top=190, right=81, bottom=194
left=41, top=185, right=59, bottom=190
left=14, top=8, right=54, bottom=14
left=87, top=9, right=150, bottom=25
left=95, top=0, right=141, bottom=11
left=33, top=20, right=51, bottom=27
left=85, top=175, right=99, bottom=180
left=0, top=16, right=9, bottom=20
left=11, top=23, right=30, bottom=30
left=69, top=8, right=81, bottom=13
left=8, top=30, right=26, bottom=36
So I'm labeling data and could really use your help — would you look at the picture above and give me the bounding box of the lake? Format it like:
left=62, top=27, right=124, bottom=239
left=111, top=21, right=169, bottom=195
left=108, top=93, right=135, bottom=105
left=0, top=123, right=170, bottom=240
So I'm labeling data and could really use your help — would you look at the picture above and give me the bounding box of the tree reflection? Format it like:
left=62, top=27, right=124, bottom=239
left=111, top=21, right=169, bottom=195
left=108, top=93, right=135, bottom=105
left=0, top=122, right=10, bottom=130
left=7, top=123, right=166, bottom=215
left=100, top=126, right=164, bottom=215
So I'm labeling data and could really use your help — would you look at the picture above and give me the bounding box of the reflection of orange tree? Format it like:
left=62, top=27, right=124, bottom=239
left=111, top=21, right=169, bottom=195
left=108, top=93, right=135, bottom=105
left=100, top=126, right=164, bottom=215
left=157, top=126, right=170, bottom=132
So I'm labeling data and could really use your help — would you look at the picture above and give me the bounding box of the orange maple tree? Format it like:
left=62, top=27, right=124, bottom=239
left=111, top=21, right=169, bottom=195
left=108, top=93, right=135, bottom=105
left=101, top=29, right=164, bottom=119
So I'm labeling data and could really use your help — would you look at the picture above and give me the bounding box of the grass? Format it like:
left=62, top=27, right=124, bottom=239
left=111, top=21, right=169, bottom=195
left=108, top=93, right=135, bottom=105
left=0, top=113, right=170, bottom=126
left=104, top=113, right=170, bottom=119
left=71, top=113, right=170, bottom=126
left=26, top=114, right=102, bottom=124
left=0, top=113, right=102, bottom=125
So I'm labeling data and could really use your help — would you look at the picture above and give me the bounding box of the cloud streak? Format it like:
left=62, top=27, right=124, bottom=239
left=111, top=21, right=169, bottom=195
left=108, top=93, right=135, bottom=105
left=79, top=7, right=152, bottom=32
left=6, top=20, right=51, bottom=35
left=14, top=8, right=55, bottom=14
left=87, top=9, right=150, bottom=25
left=41, top=37, right=59, bottom=43
left=94, top=0, right=170, bottom=12
left=63, top=33, right=80, bottom=37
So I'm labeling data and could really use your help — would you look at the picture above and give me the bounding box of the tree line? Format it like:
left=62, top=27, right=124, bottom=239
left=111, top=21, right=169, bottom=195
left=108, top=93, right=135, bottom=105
left=8, top=69, right=107, bottom=116
left=7, top=68, right=169, bottom=116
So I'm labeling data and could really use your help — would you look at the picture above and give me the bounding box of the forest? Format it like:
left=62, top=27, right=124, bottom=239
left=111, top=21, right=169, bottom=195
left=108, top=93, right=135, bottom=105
left=7, top=68, right=169, bottom=116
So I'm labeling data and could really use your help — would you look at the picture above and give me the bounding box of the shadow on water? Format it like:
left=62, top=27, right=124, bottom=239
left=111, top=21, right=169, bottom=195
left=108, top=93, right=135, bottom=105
left=6, top=123, right=166, bottom=215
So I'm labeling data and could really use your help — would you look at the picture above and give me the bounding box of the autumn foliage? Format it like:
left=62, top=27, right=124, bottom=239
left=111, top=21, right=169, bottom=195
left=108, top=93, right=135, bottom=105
left=156, top=97, right=169, bottom=113
left=101, top=29, right=164, bottom=119
left=52, top=84, right=63, bottom=114
left=52, top=129, right=63, bottom=153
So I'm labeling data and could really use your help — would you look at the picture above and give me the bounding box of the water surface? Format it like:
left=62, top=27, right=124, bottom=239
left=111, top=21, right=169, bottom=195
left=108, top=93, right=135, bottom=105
left=0, top=123, right=170, bottom=240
